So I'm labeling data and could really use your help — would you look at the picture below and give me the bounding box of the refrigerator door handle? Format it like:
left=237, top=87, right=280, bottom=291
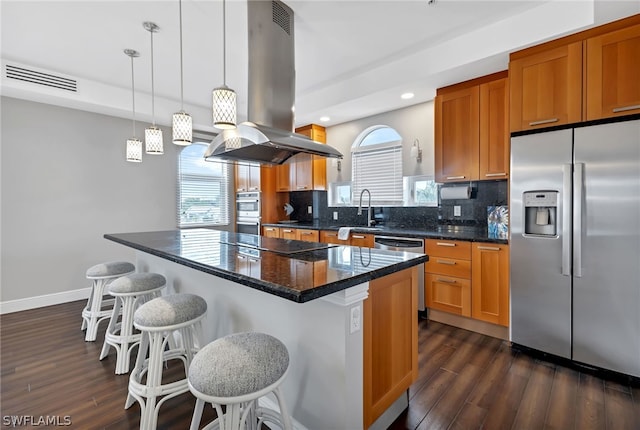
left=562, top=163, right=572, bottom=276
left=573, top=163, right=584, bottom=278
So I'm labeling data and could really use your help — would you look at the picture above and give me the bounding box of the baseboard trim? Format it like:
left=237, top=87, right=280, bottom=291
left=0, top=287, right=90, bottom=315
left=428, top=309, right=509, bottom=340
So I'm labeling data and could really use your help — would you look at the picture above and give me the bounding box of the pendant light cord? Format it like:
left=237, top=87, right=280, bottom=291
left=222, top=0, right=226, bottom=86
left=179, top=0, right=184, bottom=110
left=150, top=29, right=156, bottom=126
left=130, top=55, right=136, bottom=136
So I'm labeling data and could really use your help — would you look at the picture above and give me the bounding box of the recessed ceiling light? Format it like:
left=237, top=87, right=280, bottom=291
left=401, top=92, right=414, bottom=100
left=320, top=116, right=330, bottom=122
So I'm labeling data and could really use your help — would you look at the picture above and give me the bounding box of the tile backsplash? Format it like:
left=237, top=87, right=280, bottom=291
left=287, top=180, right=508, bottom=229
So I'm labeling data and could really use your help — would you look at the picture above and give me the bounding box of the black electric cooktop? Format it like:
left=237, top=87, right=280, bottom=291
left=220, top=233, right=335, bottom=255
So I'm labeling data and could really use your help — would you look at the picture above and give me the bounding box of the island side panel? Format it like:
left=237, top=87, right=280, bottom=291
left=136, top=251, right=365, bottom=430
left=364, top=266, right=419, bottom=428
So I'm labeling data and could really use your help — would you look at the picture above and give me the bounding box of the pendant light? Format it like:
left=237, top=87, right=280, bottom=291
left=125, top=49, right=142, bottom=163
left=212, top=0, right=237, bottom=129
left=172, top=0, right=192, bottom=145
left=144, top=21, right=164, bottom=154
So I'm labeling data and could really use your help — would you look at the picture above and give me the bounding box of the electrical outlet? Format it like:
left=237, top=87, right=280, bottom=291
left=454, top=205, right=461, bottom=217
left=333, top=211, right=338, bottom=220
left=307, top=205, right=313, bottom=214
left=350, top=305, right=361, bottom=333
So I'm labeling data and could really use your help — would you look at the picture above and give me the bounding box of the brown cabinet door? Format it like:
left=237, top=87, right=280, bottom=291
left=435, top=86, right=480, bottom=182
left=319, top=230, right=350, bottom=245
left=296, top=229, right=319, bottom=242
left=479, top=77, right=510, bottom=179
left=586, top=23, right=640, bottom=120
left=235, top=163, right=250, bottom=192
left=280, top=228, right=297, bottom=240
left=471, top=243, right=509, bottom=326
left=247, top=164, right=260, bottom=191
left=349, top=233, right=374, bottom=248
left=509, top=41, right=583, bottom=132
left=425, top=273, right=471, bottom=317
left=262, top=226, right=281, bottom=238
left=291, top=153, right=313, bottom=191
left=275, top=163, right=290, bottom=192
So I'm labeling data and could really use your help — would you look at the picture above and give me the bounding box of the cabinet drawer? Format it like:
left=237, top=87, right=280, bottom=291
left=425, top=273, right=471, bottom=317
left=296, top=229, right=319, bottom=242
left=350, top=233, right=374, bottom=248
left=425, top=257, right=471, bottom=278
left=425, top=239, right=471, bottom=260
left=320, top=231, right=349, bottom=245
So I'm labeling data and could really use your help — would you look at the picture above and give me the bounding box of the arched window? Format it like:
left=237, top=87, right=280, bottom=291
left=177, top=143, right=230, bottom=227
left=351, top=125, right=403, bottom=205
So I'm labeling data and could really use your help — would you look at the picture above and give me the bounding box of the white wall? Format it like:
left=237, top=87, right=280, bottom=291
left=0, top=97, right=181, bottom=307
left=325, top=101, right=435, bottom=184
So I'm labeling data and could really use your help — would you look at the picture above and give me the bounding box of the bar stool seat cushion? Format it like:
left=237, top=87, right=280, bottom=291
left=109, top=273, right=166, bottom=295
left=86, top=261, right=135, bottom=278
left=189, top=332, right=289, bottom=398
left=134, top=294, right=207, bottom=328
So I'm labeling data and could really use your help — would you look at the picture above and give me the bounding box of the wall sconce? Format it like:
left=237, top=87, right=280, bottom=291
left=331, top=158, right=342, bottom=172
left=410, top=139, right=422, bottom=163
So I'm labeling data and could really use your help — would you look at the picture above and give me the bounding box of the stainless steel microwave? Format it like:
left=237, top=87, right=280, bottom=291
left=236, top=192, right=260, bottom=218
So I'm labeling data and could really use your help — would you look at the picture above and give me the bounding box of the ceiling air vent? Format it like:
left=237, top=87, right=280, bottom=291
left=5, top=64, right=77, bottom=92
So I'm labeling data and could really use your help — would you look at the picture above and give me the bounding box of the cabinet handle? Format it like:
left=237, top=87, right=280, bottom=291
left=437, top=278, right=457, bottom=284
left=436, top=242, right=456, bottom=247
left=613, top=104, right=640, bottom=113
left=446, top=176, right=465, bottom=180
left=249, top=258, right=259, bottom=263
left=283, top=229, right=293, bottom=233
left=237, top=255, right=247, bottom=260
left=297, top=186, right=308, bottom=190
left=249, top=187, right=259, bottom=191
left=477, top=246, right=500, bottom=251
left=301, top=232, right=313, bottom=235
left=436, top=259, right=456, bottom=265
left=484, top=173, right=506, bottom=177
left=352, top=235, right=365, bottom=239
left=237, top=188, right=246, bottom=192
left=529, top=118, right=558, bottom=126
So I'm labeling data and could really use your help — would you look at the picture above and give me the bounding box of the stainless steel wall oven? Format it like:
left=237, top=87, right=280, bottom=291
left=236, top=192, right=261, bottom=235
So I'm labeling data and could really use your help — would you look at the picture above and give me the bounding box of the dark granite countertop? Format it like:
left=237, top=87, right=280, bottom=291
left=262, top=222, right=509, bottom=245
left=104, top=229, right=428, bottom=303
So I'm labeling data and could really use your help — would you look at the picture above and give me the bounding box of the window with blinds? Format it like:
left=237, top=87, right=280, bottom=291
left=351, top=126, right=403, bottom=206
left=177, top=142, right=231, bottom=227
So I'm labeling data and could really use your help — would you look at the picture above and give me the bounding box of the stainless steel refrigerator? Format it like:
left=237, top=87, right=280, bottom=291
left=510, top=118, right=640, bottom=377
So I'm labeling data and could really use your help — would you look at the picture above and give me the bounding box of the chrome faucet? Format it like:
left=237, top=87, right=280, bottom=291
left=357, top=188, right=373, bottom=227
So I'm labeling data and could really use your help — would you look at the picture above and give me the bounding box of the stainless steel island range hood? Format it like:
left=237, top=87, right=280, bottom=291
left=204, top=0, right=342, bottom=165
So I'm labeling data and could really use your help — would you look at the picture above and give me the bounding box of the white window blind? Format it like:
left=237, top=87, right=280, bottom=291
left=177, top=143, right=231, bottom=227
left=352, top=126, right=403, bottom=205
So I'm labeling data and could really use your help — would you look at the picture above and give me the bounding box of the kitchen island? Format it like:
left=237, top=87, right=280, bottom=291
left=105, top=228, right=428, bottom=430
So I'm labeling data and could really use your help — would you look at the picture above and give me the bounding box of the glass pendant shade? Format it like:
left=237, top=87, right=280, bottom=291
left=172, top=111, right=192, bottom=145
left=145, top=126, right=164, bottom=154
left=126, top=138, right=143, bottom=162
left=212, top=85, right=237, bottom=129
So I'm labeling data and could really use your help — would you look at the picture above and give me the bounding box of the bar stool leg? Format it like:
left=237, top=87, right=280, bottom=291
left=82, top=278, right=112, bottom=341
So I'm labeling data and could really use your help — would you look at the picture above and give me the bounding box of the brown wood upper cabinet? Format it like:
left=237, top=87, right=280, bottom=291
left=509, top=42, right=583, bottom=132
left=235, top=163, right=261, bottom=192
left=279, top=124, right=327, bottom=191
left=435, top=71, right=509, bottom=183
left=509, top=15, right=640, bottom=132
left=586, top=23, right=640, bottom=120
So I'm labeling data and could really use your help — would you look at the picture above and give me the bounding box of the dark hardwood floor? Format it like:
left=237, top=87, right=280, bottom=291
left=1, top=300, right=639, bottom=429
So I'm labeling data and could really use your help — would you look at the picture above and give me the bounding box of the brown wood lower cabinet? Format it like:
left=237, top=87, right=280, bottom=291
left=262, top=226, right=281, bottom=238
left=425, top=239, right=472, bottom=317
left=364, top=267, right=418, bottom=428
left=425, top=239, right=509, bottom=327
left=320, top=230, right=374, bottom=247
left=471, top=242, right=510, bottom=326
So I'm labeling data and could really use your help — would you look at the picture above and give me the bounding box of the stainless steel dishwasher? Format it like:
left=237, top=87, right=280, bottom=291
left=374, top=235, right=426, bottom=313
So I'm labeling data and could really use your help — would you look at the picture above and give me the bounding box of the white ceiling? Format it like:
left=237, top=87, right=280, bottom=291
left=1, top=0, right=638, bottom=133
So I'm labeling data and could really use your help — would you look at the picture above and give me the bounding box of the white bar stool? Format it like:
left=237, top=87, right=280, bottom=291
left=99, top=272, right=166, bottom=374
left=126, top=293, right=208, bottom=430
left=82, top=261, right=135, bottom=342
left=188, top=332, right=293, bottom=430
